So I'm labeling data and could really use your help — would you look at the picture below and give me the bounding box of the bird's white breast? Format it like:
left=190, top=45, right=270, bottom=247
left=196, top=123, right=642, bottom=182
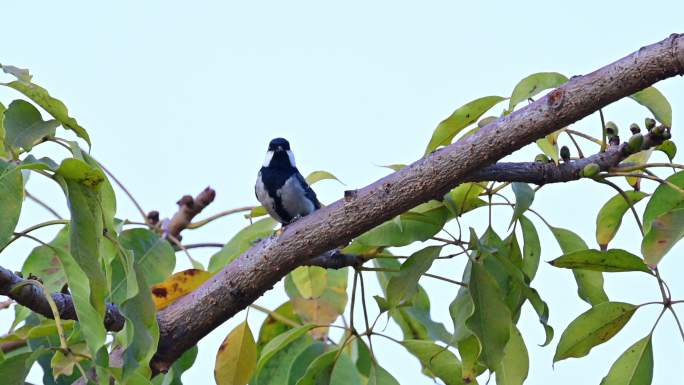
left=255, top=172, right=283, bottom=223
left=280, top=176, right=315, bottom=217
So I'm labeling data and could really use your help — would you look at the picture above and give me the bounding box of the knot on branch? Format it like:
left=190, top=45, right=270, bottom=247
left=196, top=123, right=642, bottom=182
left=164, top=187, right=216, bottom=241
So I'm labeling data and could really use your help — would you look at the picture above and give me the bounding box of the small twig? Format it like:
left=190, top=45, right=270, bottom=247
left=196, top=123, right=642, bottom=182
left=565, top=130, right=585, bottom=158
left=599, top=109, right=607, bottom=152
left=423, top=273, right=466, bottom=287
left=249, top=304, right=301, bottom=328
left=611, top=162, right=684, bottom=172
left=94, top=159, right=147, bottom=221
left=605, top=172, right=684, bottom=195
left=25, top=190, right=63, bottom=219
left=358, top=272, right=371, bottom=337
left=185, top=206, right=255, bottom=229
left=0, top=219, right=69, bottom=253
left=431, top=236, right=467, bottom=246
left=166, top=234, right=203, bottom=269
left=564, top=128, right=603, bottom=146
left=595, top=178, right=645, bottom=236
left=350, top=271, right=359, bottom=333
left=668, top=307, right=684, bottom=342
left=177, top=243, right=224, bottom=250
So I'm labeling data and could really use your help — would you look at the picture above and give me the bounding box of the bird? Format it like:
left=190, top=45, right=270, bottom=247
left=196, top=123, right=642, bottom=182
left=255, top=137, right=321, bottom=224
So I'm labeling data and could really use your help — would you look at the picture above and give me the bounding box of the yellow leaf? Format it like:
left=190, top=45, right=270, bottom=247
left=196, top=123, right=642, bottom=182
left=215, top=322, right=257, bottom=385
left=151, top=269, right=213, bottom=310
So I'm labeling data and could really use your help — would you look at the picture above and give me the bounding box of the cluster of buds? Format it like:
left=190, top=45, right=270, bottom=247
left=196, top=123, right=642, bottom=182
left=621, top=117, right=672, bottom=156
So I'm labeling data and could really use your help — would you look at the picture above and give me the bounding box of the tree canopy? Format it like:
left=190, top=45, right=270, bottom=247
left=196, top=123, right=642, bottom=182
left=0, top=33, right=683, bottom=385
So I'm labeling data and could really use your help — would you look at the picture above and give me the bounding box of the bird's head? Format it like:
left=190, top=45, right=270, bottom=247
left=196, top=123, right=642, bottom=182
left=263, top=137, right=296, bottom=168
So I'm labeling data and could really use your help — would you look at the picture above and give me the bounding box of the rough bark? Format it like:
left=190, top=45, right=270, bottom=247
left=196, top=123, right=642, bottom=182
left=0, top=266, right=124, bottom=332
left=149, top=34, right=684, bottom=372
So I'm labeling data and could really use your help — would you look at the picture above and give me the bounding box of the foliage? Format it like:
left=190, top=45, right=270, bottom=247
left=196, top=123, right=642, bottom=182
left=0, top=64, right=681, bottom=385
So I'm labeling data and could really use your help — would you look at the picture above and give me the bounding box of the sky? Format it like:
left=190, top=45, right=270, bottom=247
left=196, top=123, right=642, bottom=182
left=1, top=1, right=683, bottom=384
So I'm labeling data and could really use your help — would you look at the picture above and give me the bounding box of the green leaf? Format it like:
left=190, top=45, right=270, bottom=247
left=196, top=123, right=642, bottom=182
left=550, top=226, right=608, bottom=306
left=0, top=161, right=23, bottom=249
left=600, top=335, right=653, bottom=385
left=215, top=322, right=257, bottom=385
left=305, top=170, right=343, bottom=185
left=113, top=229, right=176, bottom=301
left=257, top=325, right=316, bottom=375
left=425, top=96, right=506, bottom=154
left=0, top=102, right=6, bottom=157
left=641, top=208, right=684, bottom=266
left=256, top=302, right=302, bottom=355
left=401, top=340, right=462, bottom=385
left=290, top=266, right=328, bottom=299
left=629, top=86, right=672, bottom=127
left=1, top=68, right=91, bottom=146
left=386, top=246, right=441, bottom=307
left=286, top=341, right=325, bottom=385
left=535, top=132, right=560, bottom=164
left=457, top=335, right=483, bottom=383
left=466, top=262, right=512, bottom=370
left=621, top=149, right=653, bottom=189
left=367, top=362, right=400, bottom=385
left=246, top=205, right=268, bottom=219
left=285, top=269, right=348, bottom=339
left=375, top=257, right=453, bottom=343
left=554, top=302, right=637, bottom=363
left=596, top=191, right=647, bottom=250
left=550, top=249, right=652, bottom=274
left=510, top=183, right=534, bottom=228
left=153, top=345, right=198, bottom=385
left=0, top=352, right=35, bottom=385
left=55, top=158, right=107, bottom=313
left=120, top=261, right=160, bottom=380
left=52, top=245, right=107, bottom=361
left=508, top=72, right=568, bottom=111
left=655, top=140, right=676, bottom=161
left=443, top=183, right=487, bottom=217
left=330, top=352, right=362, bottom=385
left=21, top=226, right=70, bottom=292
left=356, top=202, right=449, bottom=247
left=18, top=155, right=59, bottom=171
left=51, top=342, right=89, bottom=379
left=294, top=348, right=338, bottom=385
left=254, top=335, right=312, bottom=385
left=208, top=218, right=277, bottom=272
left=519, top=216, right=541, bottom=280
left=449, top=263, right=474, bottom=342
left=642, top=170, right=684, bottom=233
left=379, top=164, right=405, bottom=172
left=2, top=99, right=59, bottom=152
left=495, top=325, right=529, bottom=385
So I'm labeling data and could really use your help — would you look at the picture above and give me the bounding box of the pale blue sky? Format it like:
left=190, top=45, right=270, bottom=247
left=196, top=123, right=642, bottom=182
left=1, top=1, right=683, bottom=384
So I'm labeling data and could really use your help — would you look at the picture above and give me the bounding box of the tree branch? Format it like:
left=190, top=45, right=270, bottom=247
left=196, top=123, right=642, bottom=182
left=0, top=265, right=125, bottom=332
left=145, top=33, right=684, bottom=372
left=163, top=187, right=216, bottom=241
left=465, top=132, right=664, bottom=185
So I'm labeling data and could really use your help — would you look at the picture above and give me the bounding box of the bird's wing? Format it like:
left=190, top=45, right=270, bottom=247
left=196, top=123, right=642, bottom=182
left=295, top=171, right=321, bottom=210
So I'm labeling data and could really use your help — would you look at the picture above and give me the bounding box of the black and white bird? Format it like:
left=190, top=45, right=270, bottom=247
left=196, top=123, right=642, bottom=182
left=255, top=138, right=321, bottom=224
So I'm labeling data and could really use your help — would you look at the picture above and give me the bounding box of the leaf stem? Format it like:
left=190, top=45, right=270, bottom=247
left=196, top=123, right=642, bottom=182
left=25, top=190, right=63, bottom=219
left=186, top=206, right=256, bottom=229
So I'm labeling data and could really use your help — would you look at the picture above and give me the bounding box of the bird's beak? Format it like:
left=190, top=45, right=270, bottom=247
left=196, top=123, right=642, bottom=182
left=277, top=145, right=284, bottom=151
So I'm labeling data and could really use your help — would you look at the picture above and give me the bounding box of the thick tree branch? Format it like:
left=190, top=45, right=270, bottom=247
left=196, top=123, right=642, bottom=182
left=150, top=33, right=684, bottom=372
left=0, top=265, right=125, bottom=332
